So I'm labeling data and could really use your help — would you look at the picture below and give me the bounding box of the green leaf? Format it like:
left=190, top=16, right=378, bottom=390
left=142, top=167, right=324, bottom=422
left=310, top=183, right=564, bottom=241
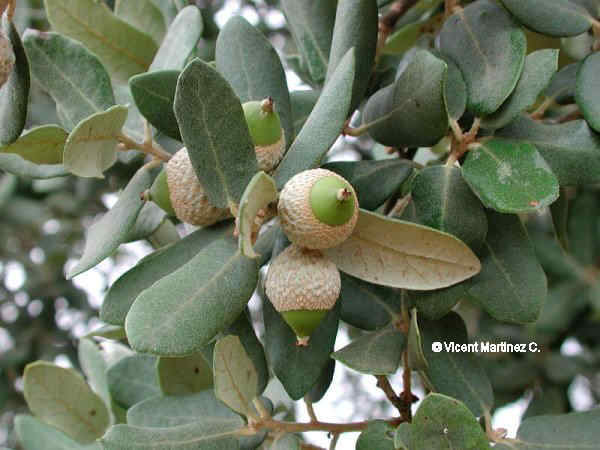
left=15, top=415, right=102, bottom=450
left=106, top=354, right=160, bottom=408
left=22, top=30, right=109, bottom=131
left=67, top=164, right=152, bottom=278
left=125, top=236, right=258, bottom=356
left=280, top=0, right=337, bottom=83
left=322, top=160, right=414, bottom=211
left=462, top=139, right=559, bottom=213
left=44, top=0, right=157, bottom=82
left=214, top=335, right=258, bottom=416
left=0, top=125, right=66, bottom=164
left=411, top=394, right=490, bottom=450
left=482, top=49, right=559, bottom=130
left=497, top=115, right=600, bottom=186
left=306, top=359, right=335, bottom=403
left=78, top=339, right=112, bottom=421
left=356, top=421, right=395, bottom=450
left=290, top=90, right=319, bottom=135
left=412, top=165, right=487, bottom=251
left=499, top=0, right=593, bottom=37
left=113, top=83, right=145, bottom=143
left=63, top=105, right=128, bottom=178
left=101, top=419, right=243, bottom=450
left=362, top=49, right=448, bottom=148
left=407, top=308, right=428, bottom=370
left=467, top=211, right=547, bottom=324
left=550, top=187, right=570, bottom=251
left=157, top=353, right=213, bottom=396
left=444, top=57, right=467, bottom=120
left=84, top=324, right=126, bottom=341
left=271, top=434, right=301, bottom=450
left=323, top=209, right=481, bottom=290
left=101, top=222, right=233, bottom=325
left=420, top=313, right=494, bottom=416
left=238, top=171, right=278, bottom=259
left=340, top=272, right=401, bottom=330
left=124, top=202, right=166, bottom=243
left=495, top=409, right=600, bottom=450
left=149, top=6, right=202, bottom=71
left=408, top=284, right=467, bottom=320
left=394, top=422, right=413, bottom=450
left=129, top=70, right=181, bottom=140
left=0, top=19, right=29, bottom=145
left=274, top=49, right=355, bottom=188
left=543, top=62, right=579, bottom=104
left=0, top=153, right=68, bottom=178
left=23, top=361, right=110, bottom=444
left=262, top=294, right=340, bottom=400
left=114, top=0, right=166, bottom=45
left=438, top=0, right=526, bottom=115
left=174, top=58, right=258, bottom=209
left=332, top=324, right=405, bottom=375
left=326, top=0, right=377, bottom=111
left=576, top=52, right=600, bottom=133
left=216, top=16, right=293, bottom=149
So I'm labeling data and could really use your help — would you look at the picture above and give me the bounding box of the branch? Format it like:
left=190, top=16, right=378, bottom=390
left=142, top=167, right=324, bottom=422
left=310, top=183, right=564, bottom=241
left=375, top=375, right=405, bottom=414
left=117, top=131, right=172, bottom=162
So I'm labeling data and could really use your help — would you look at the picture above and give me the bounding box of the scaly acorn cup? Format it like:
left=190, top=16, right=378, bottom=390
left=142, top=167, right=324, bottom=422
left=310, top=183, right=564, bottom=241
left=265, top=243, right=341, bottom=346
left=0, top=30, right=15, bottom=89
left=160, top=147, right=231, bottom=226
left=242, top=98, right=285, bottom=173
left=278, top=168, right=359, bottom=249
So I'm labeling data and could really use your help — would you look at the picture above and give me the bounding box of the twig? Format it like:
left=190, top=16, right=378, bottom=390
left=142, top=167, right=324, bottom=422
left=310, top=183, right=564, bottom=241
left=444, top=0, right=461, bottom=18
left=250, top=417, right=386, bottom=435
left=557, top=109, right=583, bottom=124
left=375, top=375, right=405, bottom=415
left=445, top=117, right=480, bottom=166
left=329, top=433, right=340, bottom=450
left=253, top=398, right=271, bottom=420
left=304, top=396, right=318, bottom=423
left=530, top=97, right=556, bottom=120
left=400, top=351, right=415, bottom=422
left=7, top=0, right=15, bottom=20
left=117, top=131, right=172, bottom=162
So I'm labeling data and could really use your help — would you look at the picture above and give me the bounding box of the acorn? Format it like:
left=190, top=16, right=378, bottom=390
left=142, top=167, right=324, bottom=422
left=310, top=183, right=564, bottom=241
left=242, top=97, right=285, bottom=173
left=0, top=30, right=15, bottom=89
left=265, top=243, right=341, bottom=346
left=278, top=168, right=359, bottom=249
left=150, top=147, right=231, bottom=226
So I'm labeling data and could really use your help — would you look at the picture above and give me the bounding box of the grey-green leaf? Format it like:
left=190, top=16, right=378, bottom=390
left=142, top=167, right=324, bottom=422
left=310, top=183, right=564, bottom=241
left=444, top=57, right=467, bottom=120
left=356, top=421, right=395, bottom=450
left=129, top=70, right=181, bottom=140
left=15, top=415, right=102, bottom=450
left=106, top=354, right=160, bottom=408
left=500, top=0, right=593, bottom=37
left=214, top=335, right=258, bottom=416
left=274, top=49, right=355, bottom=188
left=467, top=210, right=547, bottom=324
left=24, top=29, right=114, bottom=130
left=482, top=49, right=559, bottom=130
left=67, top=164, right=152, bottom=279
left=23, top=361, right=110, bottom=444
left=216, top=16, right=293, bottom=149
left=462, top=139, right=559, bottom=213
left=438, top=0, right=526, bottom=115
left=543, top=62, right=580, bottom=104
left=407, top=308, right=428, bottom=370
left=411, top=393, right=490, bottom=450
left=174, top=58, right=258, bottom=208
left=326, top=0, right=378, bottom=112
left=0, top=19, right=29, bottom=145
left=497, top=115, right=600, bottom=185
left=420, top=313, right=494, bottom=416
left=0, top=153, right=68, bottom=179
left=332, top=324, right=405, bottom=375
left=63, top=105, right=128, bottom=178
left=114, top=0, right=166, bottom=45
left=394, top=422, right=413, bottom=450
left=0, top=125, right=66, bottom=164
left=322, top=159, right=414, bottom=211
left=125, top=236, right=258, bottom=356
left=157, top=353, right=213, bottom=396
left=78, top=339, right=112, bottom=420
left=290, top=90, right=319, bottom=135
left=362, top=49, right=448, bottom=148
left=45, top=0, right=157, bottom=82
left=576, top=52, right=600, bottom=133
left=280, top=0, right=337, bottom=83
left=412, top=165, right=487, bottom=251
left=262, top=293, right=340, bottom=400
left=149, top=6, right=202, bottom=71
left=101, top=222, right=232, bottom=325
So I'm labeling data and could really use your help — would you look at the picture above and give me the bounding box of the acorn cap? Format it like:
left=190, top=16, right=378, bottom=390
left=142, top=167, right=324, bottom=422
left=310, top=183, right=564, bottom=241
left=265, top=244, right=340, bottom=344
left=149, top=169, right=176, bottom=217
left=243, top=98, right=286, bottom=173
left=166, top=148, right=231, bottom=226
left=0, top=31, right=15, bottom=88
left=278, top=169, right=359, bottom=249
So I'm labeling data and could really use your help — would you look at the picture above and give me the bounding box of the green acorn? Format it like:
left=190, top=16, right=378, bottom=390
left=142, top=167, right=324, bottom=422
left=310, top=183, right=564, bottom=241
left=242, top=98, right=285, bottom=173
left=265, top=244, right=341, bottom=346
left=148, top=147, right=231, bottom=226
left=0, top=30, right=15, bottom=89
left=278, top=168, right=359, bottom=249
